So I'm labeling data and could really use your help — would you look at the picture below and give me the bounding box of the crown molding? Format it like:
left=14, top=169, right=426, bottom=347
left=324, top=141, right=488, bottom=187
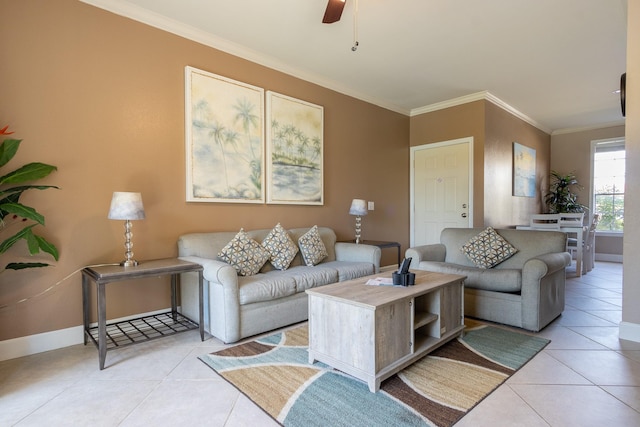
left=79, top=0, right=410, bottom=116
left=551, top=120, right=626, bottom=136
left=410, top=91, right=551, bottom=134
left=409, top=92, right=488, bottom=116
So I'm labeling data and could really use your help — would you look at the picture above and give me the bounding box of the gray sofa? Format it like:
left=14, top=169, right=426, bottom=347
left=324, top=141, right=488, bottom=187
left=177, top=226, right=381, bottom=343
left=406, top=227, right=571, bottom=331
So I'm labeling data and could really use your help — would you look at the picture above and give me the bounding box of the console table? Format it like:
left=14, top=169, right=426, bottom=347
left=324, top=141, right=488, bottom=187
left=82, top=258, right=204, bottom=369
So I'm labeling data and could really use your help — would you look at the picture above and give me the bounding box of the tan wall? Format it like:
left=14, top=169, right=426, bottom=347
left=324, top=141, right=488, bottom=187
left=551, top=125, right=625, bottom=256
left=409, top=101, right=486, bottom=226
left=550, top=125, right=625, bottom=207
left=623, top=0, right=640, bottom=329
left=484, top=102, right=551, bottom=228
left=409, top=100, right=551, bottom=229
left=0, top=0, right=409, bottom=340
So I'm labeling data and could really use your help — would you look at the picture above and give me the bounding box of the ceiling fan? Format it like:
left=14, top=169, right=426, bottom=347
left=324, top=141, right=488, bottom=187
left=322, top=0, right=346, bottom=24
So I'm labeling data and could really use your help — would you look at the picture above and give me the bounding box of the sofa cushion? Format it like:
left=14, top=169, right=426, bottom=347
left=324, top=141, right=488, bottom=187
left=298, top=225, right=329, bottom=266
left=218, top=229, right=270, bottom=276
left=417, top=261, right=522, bottom=292
left=262, top=223, right=299, bottom=270
left=323, top=261, right=375, bottom=282
left=461, top=227, right=518, bottom=269
left=279, top=265, right=338, bottom=292
left=237, top=273, right=297, bottom=305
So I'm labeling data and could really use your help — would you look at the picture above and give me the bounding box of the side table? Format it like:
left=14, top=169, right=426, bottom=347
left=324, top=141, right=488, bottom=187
left=82, top=258, right=204, bottom=369
left=340, top=239, right=401, bottom=268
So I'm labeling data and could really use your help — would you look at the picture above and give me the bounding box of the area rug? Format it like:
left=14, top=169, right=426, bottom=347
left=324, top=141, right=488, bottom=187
left=199, top=323, right=549, bottom=427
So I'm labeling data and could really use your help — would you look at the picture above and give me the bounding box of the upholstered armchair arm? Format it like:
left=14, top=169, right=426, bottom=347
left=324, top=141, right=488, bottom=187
left=405, top=244, right=447, bottom=268
left=335, top=242, right=381, bottom=273
left=522, top=252, right=572, bottom=282
left=520, top=251, right=571, bottom=331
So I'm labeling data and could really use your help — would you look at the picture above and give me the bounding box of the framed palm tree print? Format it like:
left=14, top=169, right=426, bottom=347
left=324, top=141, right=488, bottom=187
left=185, top=66, right=265, bottom=203
left=266, top=91, right=324, bottom=205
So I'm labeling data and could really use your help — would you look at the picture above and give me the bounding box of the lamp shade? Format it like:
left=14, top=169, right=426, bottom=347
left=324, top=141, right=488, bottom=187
left=349, top=199, right=367, bottom=216
left=108, top=192, right=146, bottom=220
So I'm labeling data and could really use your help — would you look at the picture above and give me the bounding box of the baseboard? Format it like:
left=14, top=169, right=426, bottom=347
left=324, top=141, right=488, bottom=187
left=619, top=321, right=640, bottom=343
left=0, top=325, right=84, bottom=362
left=0, top=307, right=173, bottom=362
left=595, top=253, right=623, bottom=263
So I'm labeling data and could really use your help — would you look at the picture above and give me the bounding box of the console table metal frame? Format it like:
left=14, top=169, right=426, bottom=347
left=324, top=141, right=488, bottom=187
left=82, top=258, right=204, bottom=369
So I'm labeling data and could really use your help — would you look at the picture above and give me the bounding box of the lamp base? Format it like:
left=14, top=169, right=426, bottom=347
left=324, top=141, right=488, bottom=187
left=120, top=259, right=139, bottom=267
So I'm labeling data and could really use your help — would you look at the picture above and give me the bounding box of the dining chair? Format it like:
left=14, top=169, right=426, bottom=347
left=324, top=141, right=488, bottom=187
left=529, top=214, right=561, bottom=229
left=559, top=212, right=585, bottom=227
left=582, top=214, right=600, bottom=273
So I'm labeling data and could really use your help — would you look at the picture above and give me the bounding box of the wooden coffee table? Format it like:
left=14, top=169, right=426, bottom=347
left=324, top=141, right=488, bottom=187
left=306, top=270, right=465, bottom=392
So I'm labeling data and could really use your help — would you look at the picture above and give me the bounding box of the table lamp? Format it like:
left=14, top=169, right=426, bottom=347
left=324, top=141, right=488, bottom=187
left=108, top=192, right=145, bottom=267
left=349, top=198, right=368, bottom=244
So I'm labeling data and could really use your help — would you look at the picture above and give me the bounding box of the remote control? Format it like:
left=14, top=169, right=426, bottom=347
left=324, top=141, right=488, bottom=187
left=398, top=257, right=412, bottom=274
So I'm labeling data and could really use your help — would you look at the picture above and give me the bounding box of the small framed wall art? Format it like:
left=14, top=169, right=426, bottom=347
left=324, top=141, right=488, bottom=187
left=513, top=142, right=536, bottom=198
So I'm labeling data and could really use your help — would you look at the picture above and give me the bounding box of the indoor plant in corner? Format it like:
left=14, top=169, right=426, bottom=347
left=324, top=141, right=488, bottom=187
left=0, top=125, right=59, bottom=272
left=544, top=170, right=586, bottom=213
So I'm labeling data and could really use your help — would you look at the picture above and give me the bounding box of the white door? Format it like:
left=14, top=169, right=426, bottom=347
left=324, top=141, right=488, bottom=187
left=411, top=138, right=473, bottom=246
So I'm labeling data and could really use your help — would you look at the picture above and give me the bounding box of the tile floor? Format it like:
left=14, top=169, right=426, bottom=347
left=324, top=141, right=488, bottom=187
left=1, top=262, right=639, bottom=426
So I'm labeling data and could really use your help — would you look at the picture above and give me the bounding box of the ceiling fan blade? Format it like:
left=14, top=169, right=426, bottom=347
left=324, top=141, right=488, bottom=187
left=322, top=0, right=346, bottom=24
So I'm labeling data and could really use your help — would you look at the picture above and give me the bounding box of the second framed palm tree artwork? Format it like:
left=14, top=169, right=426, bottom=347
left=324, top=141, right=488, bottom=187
left=266, top=91, right=324, bottom=205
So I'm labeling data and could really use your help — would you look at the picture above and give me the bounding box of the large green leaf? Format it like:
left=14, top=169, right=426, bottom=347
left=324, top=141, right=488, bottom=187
left=35, top=235, right=59, bottom=260
left=0, top=186, right=60, bottom=220
left=0, top=139, right=21, bottom=168
left=0, top=184, right=60, bottom=199
left=0, top=202, right=45, bottom=224
left=0, top=224, right=58, bottom=260
left=0, top=162, right=57, bottom=185
left=0, top=224, right=36, bottom=254
left=4, top=262, right=51, bottom=270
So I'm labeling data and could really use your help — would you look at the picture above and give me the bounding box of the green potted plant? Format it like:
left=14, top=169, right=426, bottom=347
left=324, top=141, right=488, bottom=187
left=544, top=170, right=586, bottom=213
left=0, top=125, right=59, bottom=272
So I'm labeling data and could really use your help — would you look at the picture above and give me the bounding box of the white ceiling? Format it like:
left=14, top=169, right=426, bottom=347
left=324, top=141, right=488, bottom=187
left=84, top=0, right=628, bottom=134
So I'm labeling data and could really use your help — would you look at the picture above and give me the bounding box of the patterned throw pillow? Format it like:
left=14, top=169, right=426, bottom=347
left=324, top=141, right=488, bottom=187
left=298, top=225, right=328, bottom=266
left=218, top=229, right=270, bottom=276
left=262, top=223, right=299, bottom=270
left=461, top=227, right=518, bottom=269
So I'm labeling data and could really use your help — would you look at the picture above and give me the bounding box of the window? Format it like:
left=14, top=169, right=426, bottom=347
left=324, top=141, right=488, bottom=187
left=592, top=138, right=625, bottom=232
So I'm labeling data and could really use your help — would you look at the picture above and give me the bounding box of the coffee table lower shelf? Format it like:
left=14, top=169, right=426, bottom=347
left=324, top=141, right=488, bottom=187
left=85, top=311, right=198, bottom=350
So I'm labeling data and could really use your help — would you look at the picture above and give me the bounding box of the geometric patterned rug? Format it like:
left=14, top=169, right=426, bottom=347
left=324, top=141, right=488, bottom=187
left=199, top=322, right=549, bottom=427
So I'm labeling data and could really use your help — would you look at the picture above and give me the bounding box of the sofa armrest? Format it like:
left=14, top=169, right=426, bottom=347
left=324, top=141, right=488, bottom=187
left=522, top=252, right=572, bottom=281
left=335, top=242, right=381, bottom=272
left=179, top=256, right=239, bottom=287
left=405, top=244, right=447, bottom=268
